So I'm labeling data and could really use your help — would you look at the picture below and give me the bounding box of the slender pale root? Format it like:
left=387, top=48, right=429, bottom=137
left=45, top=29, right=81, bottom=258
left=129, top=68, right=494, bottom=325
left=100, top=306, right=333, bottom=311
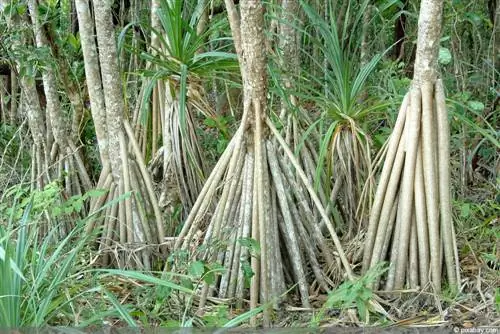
left=409, top=213, right=419, bottom=288
left=254, top=100, right=270, bottom=325
left=394, top=86, right=421, bottom=289
left=174, top=132, right=239, bottom=250
left=235, top=153, right=253, bottom=308
left=250, top=156, right=260, bottom=326
left=267, top=141, right=311, bottom=307
left=435, top=79, right=460, bottom=288
left=384, top=191, right=405, bottom=291
left=369, top=124, right=407, bottom=271
left=278, top=154, right=336, bottom=273
left=266, top=117, right=354, bottom=280
left=124, top=120, right=165, bottom=246
left=421, top=82, right=442, bottom=291
left=120, top=132, right=133, bottom=243
left=362, top=93, right=409, bottom=272
left=379, top=198, right=398, bottom=272
left=414, top=144, right=430, bottom=287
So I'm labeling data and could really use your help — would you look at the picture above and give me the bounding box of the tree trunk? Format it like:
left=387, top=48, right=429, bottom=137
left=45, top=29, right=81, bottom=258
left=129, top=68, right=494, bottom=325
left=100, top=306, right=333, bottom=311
left=93, top=0, right=126, bottom=183
left=174, top=0, right=353, bottom=325
left=413, top=0, right=444, bottom=85
left=3, top=11, right=51, bottom=192
left=363, top=0, right=460, bottom=294
left=77, top=0, right=165, bottom=269
left=28, top=0, right=92, bottom=199
left=75, top=0, right=109, bottom=166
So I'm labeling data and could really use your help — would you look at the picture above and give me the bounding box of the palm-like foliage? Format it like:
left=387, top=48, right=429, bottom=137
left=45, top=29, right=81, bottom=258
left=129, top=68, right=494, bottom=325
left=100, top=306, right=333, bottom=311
left=301, top=0, right=388, bottom=237
left=121, top=0, right=238, bottom=221
left=142, top=0, right=238, bottom=157
left=140, top=0, right=238, bottom=84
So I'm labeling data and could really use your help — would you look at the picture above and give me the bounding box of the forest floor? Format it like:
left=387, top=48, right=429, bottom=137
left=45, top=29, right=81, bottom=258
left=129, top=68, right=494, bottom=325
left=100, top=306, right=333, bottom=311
left=97, top=211, right=499, bottom=330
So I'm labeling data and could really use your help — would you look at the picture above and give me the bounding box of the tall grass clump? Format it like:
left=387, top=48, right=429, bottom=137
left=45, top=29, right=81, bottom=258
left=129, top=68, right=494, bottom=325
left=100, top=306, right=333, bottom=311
left=0, top=182, right=134, bottom=327
left=0, top=186, right=92, bottom=326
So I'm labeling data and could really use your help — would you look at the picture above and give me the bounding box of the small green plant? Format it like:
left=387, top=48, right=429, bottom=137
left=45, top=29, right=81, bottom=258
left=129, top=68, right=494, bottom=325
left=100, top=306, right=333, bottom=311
left=0, top=181, right=106, bottom=223
left=0, top=199, right=30, bottom=327
left=455, top=198, right=499, bottom=273
left=312, top=262, right=388, bottom=325
left=200, top=305, right=230, bottom=327
left=0, top=185, right=135, bottom=327
left=202, top=114, right=234, bottom=155
left=0, top=198, right=93, bottom=326
left=97, top=268, right=198, bottom=327
left=104, top=237, right=266, bottom=327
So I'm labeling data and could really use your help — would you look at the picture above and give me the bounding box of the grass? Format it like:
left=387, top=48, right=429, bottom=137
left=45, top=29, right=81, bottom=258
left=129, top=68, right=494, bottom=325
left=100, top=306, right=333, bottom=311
left=0, top=198, right=89, bottom=326
left=0, top=185, right=120, bottom=326
left=0, top=181, right=266, bottom=328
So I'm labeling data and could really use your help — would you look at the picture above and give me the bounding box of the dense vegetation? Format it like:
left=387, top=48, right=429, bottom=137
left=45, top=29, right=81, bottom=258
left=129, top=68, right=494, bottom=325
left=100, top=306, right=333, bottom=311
left=0, top=0, right=498, bottom=329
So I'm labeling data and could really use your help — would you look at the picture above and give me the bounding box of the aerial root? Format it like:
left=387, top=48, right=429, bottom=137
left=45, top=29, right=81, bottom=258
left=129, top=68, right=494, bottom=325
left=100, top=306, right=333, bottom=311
left=86, top=120, right=166, bottom=269
left=173, top=116, right=353, bottom=311
left=362, top=80, right=460, bottom=292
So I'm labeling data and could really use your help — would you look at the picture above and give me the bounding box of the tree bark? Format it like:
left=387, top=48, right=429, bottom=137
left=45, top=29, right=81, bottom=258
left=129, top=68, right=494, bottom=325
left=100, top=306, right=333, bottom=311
left=75, top=0, right=109, bottom=166
left=413, top=0, right=444, bottom=84
left=93, top=0, right=126, bottom=182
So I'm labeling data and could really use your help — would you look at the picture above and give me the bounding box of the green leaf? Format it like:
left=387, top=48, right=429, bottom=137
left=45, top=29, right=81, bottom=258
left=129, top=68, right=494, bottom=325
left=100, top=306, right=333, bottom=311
left=0, top=248, right=25, bottom=281
left=460, top=203, right=471, bottom=218
left=467, top=100, right=485, bottom=113
left=222, top=304, right=266, bottom=327
left=85, top=189, right=108, bottom=198
left=203, top=270, right=215, bottom=285
left=217, top=138, right=229, bottom=154
left=102, top=288, right=137, bottom=326
left=465, top=12, right=483, bottom=25
left=240, top=260, right=254, bottom=281
left=52, top=207, right=62, bottom=217
left=188, top=260, right=205, bottom=278
left=98, top=269, right=194, bottom=294
left=16, top=4, right=27, bottom=15
left=237, top=238, right=260, bottom=256
left=438, top=47, right=452, bottom=65
left=203, top=263, right=225, bottom=285
left=204, top=118, right=217, bottom=127
left=67, top=34, right=80, bottom=50
left=162, top=319, right=182, bottom=327
left=181, top=278, right=194, bottom=290
left=356, top=299, right=368, bottom=322
left=359, top=287, right=372, bottom=300
left=458, top=91, right=472, bottom=101
left=72, top=201, right=83, bottom=213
